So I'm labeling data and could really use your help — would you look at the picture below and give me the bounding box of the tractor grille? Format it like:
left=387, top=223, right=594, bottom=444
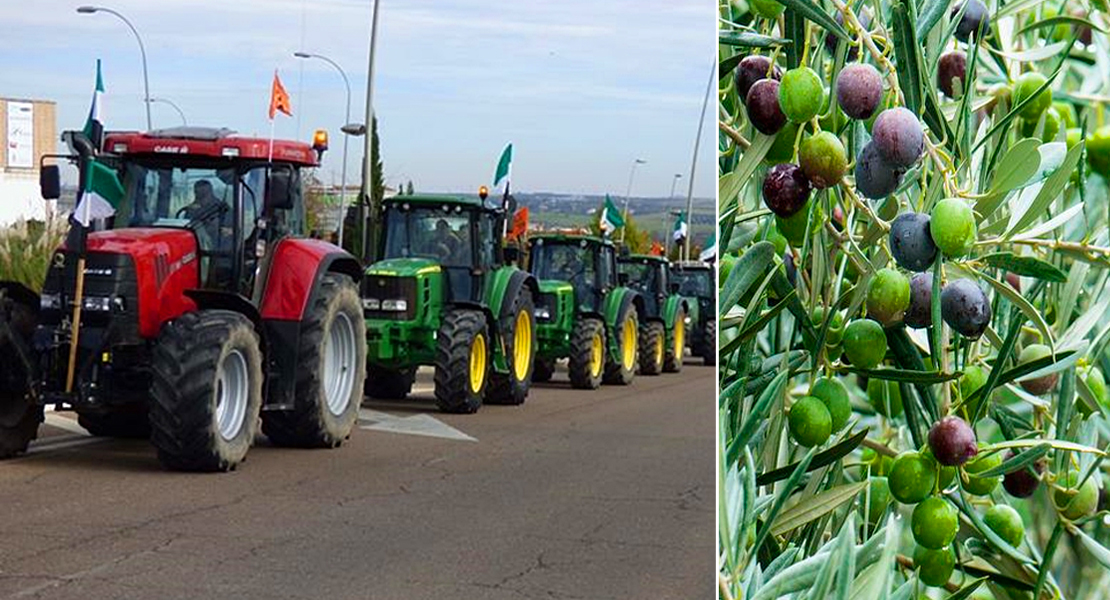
left=39, top=251, right=140, bottom=341
left=362, top=275, right=417, bottom=321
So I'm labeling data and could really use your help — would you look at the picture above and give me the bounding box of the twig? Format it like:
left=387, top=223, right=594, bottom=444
left=719, top=121, right=751, bottom=149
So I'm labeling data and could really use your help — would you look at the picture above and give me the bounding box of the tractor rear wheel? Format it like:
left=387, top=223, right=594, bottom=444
left=78, top=409, right=150, bottom=438
left=434, top=309, right=489, bottom=414
left=150, top=310, right=262, bottom=471
left=263, top=274, right=366, bottom=448
left=488, top=288, right=536, bottom=405
left=638, top=321, right=665, bottom=376
left=664, top=308, right=686, bottom=373
left=532, top=357, right=554, bottom=383
left=568, top=317, right=604, bottom=390
left=0, top=294, right=41, bottom=458
left=702, top=319, right=717, bottom=366
left=365, top=366, right=414, bottom=400
left=603, top=304, right=637, bottom=386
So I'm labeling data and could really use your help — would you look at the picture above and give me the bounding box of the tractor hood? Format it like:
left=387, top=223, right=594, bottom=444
left=70, top=228, right=198, bottom=264
left=365, top=257, right=442, bottom=278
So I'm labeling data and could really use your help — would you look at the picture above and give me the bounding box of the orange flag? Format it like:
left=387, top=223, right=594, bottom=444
left=508, top=207, right=529, bottom=240
left=269, top=71, right=292, bottom=119
left=650, top=240, right=665, bottom=256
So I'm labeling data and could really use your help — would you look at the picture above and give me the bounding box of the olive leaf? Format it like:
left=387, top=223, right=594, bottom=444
left=980, top=252, right=1067, bottom=282
left=770, top=481, right=868, bottom=536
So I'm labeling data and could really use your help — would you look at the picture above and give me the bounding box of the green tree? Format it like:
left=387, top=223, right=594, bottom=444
left=344, top=116, right=384, bottom=259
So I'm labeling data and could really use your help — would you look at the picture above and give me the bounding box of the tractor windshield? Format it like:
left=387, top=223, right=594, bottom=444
left=531, top=242, right=596, bottom=287
left=116, top=163, right=237, bottom=232
left=382, top=205, right=474, bottom=267
left=622, top=261, right=661, bottom=295
left=674, top=269, right=712, bottom=298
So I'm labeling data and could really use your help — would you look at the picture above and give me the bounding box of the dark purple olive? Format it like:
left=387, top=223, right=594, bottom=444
left=747, top=79, right=787, bottom=135
left=953, top=0, right=990, bottom=42
left=872, top=108, right=925, bottom=168
left=854, top=142, right=904, bottom=199
left=937, top=51, right=968, bottom=98
left=904, top=272, right=933, bottom=329
left=1005, top=272, right=1021, bottom=292
left=762, top=163, right=812, bottom=218
left=890, top=213, right=938, bottom=272
left=928, top=416, right=978, bottom=466
left=736, top=55, right=782, bottom=101
left=836, top=64, right=884, bottom=120
left=941, top=278, right=991, bottom=339
left=1002, top=450, right=1044, bottom=498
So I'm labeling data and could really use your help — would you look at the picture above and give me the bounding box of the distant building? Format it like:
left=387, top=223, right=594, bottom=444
left=0, top=97, right=56, bottom=224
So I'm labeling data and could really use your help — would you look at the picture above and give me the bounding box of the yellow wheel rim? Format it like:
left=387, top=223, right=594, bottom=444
left=590, top=331, right=603, bottom=378
left=512, top=310, right=531, bottom=381
left=469, top=333, right=487, bottom=394
left=674, top=315, right=685, bottom=359
left=621, top=318, right=636, bottom=371
left=655, top=333, right=664, bottom=366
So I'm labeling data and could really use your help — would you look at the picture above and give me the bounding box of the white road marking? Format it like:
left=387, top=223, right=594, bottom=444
left=358, top=408, right=476, bottom=442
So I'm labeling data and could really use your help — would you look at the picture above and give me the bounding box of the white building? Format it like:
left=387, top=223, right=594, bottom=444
left=0, top=97, right=56, bottom=224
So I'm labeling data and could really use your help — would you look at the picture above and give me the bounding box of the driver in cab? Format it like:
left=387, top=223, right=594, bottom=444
left=184, top=180, right=230, bottom=242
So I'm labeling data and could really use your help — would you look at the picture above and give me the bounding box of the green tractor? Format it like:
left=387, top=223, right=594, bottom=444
left=361, top=194, right=538, bottom=414
left=523, top=233, right=644, bottom=388
left=617, top=254, right=690, bottom=374
left=671, top=261, right=716, bottom=366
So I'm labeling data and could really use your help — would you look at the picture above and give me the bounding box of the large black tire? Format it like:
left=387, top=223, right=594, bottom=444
left=365, top=366, right=414, bottom=400
left=702, top=319, right=717, bottom=366
left=0, top=294, right=41, bottom=458
left=263, top=274, right=366, bottom=448
left=434, top=310, right=489, bottom=414
left=532, top=357, right=554, bottom=383
left=150, top=310, right=263, bottom=472
left=568, top=317, right=604, bottom=390
left=603, top=304, right=637, bottom=386
left=664, top=308, right=686, bottom=373
left=78, top=409, right=150, bottom=439
left=638, top=321, right=665, bottom=376
left=487, top=288, right=536, bottom=406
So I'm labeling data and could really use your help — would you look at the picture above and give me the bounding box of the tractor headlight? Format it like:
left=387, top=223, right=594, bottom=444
left=83, top=296, right=112, bottom=312
left=684, top=316, right=692, bottom=325
left=381, top=299, right=408, bottom=312
left=534, top=307, right=551, bottom=320
left=363, top=298, right=381, bottom=310
left=40, top=293, right=61, bottom=310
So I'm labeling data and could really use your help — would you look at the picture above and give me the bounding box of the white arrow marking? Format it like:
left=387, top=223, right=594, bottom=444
left=358, top=408, right=476, bottom=442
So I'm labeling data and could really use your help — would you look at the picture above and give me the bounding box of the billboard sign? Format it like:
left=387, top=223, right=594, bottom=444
left=6, top=101, right=34, bottom=169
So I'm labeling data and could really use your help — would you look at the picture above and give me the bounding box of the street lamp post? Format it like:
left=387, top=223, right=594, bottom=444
left=294, top=51, right=352, bottom=247
left=619, top=158, right=646, bottom=243
left=77, top=5, right=152, bottom=131
left=358, top=0, right=383, bottom=262
left=148, top=97, right=186, bottom=125
left=669, top=173, right=682, bottom=198
left=683, top=60, right=715, bottom=261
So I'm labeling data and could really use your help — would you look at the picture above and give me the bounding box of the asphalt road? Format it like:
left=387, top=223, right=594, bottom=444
left=0, top=358, right=714, bottom=600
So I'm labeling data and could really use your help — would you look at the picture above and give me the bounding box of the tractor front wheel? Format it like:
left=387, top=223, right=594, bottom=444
left=150, top=310, right=262, bottom=471
left=434, top=310, right=489, bottom=414
left=0, top=294, right=41, bottom=458
left=638, top=321, right=665, bottom=376
left=487, top=288, right=536, bottom=406
left=532, top=357, right=555, bottom=383
left=603, top=305, right=637, bottom=386
left=664, top=309, right=686, bottom=373
left=263, top=274, right=366, bottom=448
left=365, top=366, right=415, bottom=400
left=702, top=319, right=717, bottom=366
left=568, top=318, right=604, bottom=390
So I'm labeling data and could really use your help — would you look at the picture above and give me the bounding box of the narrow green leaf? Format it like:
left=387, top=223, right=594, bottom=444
left=986, top=438, right=1105, bottom=456
left=727, top=370, right=789, bottom=460
left=719, top=133, right=775, bottom=213
left=774, top=0, right=850, bottom=42
left=915, top=0, right=951, bottom=43
left=784, top=8, right=805, bottom=69
left=756, top=428, right=869, bottom=485
left=1007, top=141, right=1085, bottom=236
left=771, top=481, right=868, bottom=536
left=973, top=443, right=1049, bottom=477
left=1033, top=522, right=1065, bottom=600
left=844, top=367, right=961, bottom=384
left=980, top=253, right=1068, bottom=283
left=1017, top=15, right=1107, bottom=36
left=891, top=2, right=924, bottom=114
left=972, top=44, right=1073, bottom=154
left=968, top=311, right=1022, bottom=424
left=719, top=31, right=793, bottom=49
left=967, top=350, right=1077, bottom=415
left=720, top=241, right=775, bottom=314
left=749, top=447, right=816, bottom=561
left=986, top=138, right=1042, bottom=196
left=945, top=578, right=988, bottom=600
left=1074, top=527, right=1110, bottom=569
left=977, top=271, right=1054, bottom=348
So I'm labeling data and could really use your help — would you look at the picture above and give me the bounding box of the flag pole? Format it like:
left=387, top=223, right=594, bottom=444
left=268, top=116, right=276, bottom=163
left=65, top=162, right=91, bottom=394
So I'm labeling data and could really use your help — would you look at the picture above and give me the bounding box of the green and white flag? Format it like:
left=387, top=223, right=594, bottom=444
left=599, top=194, right=625, bottom=236
left=493, top=143, right=513, bottom=193
left=74, top=159, right=124, bottom=227
left=699, top=231, right=716, bottom=262
left=672, top=211, right=687, bottom=242
left=82, top=59, right=105, bottom=149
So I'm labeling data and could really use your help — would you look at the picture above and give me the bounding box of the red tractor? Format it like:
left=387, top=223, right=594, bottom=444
left=0, top=127, right=366, bottom=471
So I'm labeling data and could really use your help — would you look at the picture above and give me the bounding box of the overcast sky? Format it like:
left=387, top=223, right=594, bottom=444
left=0, top=1, right=714, bottom=198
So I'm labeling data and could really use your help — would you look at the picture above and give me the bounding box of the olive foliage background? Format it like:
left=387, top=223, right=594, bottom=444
left=718, top=0, right=1110, bottom=598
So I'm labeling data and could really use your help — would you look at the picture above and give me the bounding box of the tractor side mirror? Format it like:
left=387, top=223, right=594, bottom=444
left=40, top=165, right=61, bottom=200
left=266, top=168, right=294, bottom=211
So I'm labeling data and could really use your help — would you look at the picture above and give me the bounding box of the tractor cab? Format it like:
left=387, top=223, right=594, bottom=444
left=526, top=233, right=618, bottom=314
left=618, top=254, right=689, bottom=373
left=671, top=261, right=716, bottom=367
left=617, top=254, right=673, bottom=319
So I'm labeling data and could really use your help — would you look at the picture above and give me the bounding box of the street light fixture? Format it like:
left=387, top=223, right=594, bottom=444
left=619, top=158, right=646, bottom=242
left=669, top=173, right=682, bottom=198
left=147, top=97, right=186, bottom=125
left=683, top=60, right=715, bottom=261
left=294, top=51, right=354, bottom=247
left=77, top=5, right=152, bottom=131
